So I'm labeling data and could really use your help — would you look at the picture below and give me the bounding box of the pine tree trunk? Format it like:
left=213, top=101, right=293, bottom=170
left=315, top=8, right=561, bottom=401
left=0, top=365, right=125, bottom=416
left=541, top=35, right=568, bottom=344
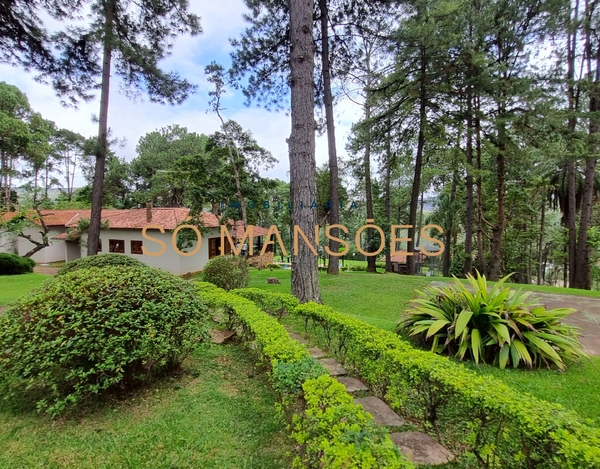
left=475, top=96, right=488, bottom=276
left=489, top=100, right=506, bottom=281
left=289, top=0, right=322, bottom=303
left=442, top=171, right=457, bottom=277
left=364, top=49, right=376, bottom=273
left=385, top=130, right=393, bottom=273
left=319, top=0, right=339, bottom=275
left=88, top=0, right=114, bottom=256
left=537, top=198, right=545, bottom=285
left=463, top=83, right=474, bottom=276
left=407, top=44, right=427, bottom=276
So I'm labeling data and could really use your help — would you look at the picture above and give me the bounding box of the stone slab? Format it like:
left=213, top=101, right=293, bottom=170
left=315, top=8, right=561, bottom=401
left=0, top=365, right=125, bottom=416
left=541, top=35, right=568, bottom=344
left=318, top=358, right=347, bottom=376
left=289, top=332, right=308, bottom=344
left=335, top=376, right=368, bottom=393
left=308, top=347, right=327, bottom=358
left=389, top=431, right=454, bottom=465
left=354, top=396, right=405, bottom=426
left=210, top=329, right=236, bottom=344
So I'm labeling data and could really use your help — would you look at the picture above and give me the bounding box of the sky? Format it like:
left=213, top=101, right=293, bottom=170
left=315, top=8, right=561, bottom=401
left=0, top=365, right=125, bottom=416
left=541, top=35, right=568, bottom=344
left=0, top=0, right=363, bottom=188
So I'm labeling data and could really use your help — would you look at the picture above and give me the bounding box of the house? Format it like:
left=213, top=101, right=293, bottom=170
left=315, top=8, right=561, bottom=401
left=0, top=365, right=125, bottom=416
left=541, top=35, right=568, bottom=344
left=2, top=208, right=270, bottom=275
left=381, top=251, right=428, bottom=274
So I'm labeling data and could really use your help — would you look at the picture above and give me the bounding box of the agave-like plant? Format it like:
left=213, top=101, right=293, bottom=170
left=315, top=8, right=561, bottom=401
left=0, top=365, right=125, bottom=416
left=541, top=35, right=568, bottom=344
left=397, top=272, right=586, bottom=369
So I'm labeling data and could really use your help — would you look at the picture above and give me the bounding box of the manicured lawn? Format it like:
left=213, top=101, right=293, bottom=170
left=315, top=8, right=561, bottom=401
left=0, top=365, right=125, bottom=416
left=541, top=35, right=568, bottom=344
left=0, top=273, right=50, bottom=306
left=249, top=268, right=431, bottom=330
left=249, top=268, right=600, bottom=424
left=0, top=344, right=293, bottom=468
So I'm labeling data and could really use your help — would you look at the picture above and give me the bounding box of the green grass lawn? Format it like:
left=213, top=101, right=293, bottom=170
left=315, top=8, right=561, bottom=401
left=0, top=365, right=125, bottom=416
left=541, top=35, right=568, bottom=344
left=0, top=273, right=50, bottom=306
left=0, top=344, right=293, bottom=469
left=249, top=268, right=600, bottom=424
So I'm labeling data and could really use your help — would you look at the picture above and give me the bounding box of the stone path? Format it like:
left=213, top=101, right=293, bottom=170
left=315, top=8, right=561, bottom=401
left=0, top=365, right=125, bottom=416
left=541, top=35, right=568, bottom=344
left=33, top=265, right=60, bottom=276
left=430, top=281, right=600, bottom=356
left=289, top=330, right=454, bottom=465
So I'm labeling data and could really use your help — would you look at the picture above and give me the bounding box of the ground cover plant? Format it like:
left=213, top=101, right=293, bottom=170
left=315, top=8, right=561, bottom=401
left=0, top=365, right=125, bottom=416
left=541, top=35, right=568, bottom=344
left=0, top=265, right=210, bottom=415
left=398, top=272, right=586, bottom=369
left=0, top=253, right=36, bottom=275
left=0, top=344, right=296, bottom=469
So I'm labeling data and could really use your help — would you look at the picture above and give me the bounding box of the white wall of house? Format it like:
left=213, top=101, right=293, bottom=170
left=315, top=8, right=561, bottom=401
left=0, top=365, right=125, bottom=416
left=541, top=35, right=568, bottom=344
left=0, top=230, right=16, bottom=254
left=16, top=226, right=66, bottom=263
left=80, top=227, right=222, bottom=275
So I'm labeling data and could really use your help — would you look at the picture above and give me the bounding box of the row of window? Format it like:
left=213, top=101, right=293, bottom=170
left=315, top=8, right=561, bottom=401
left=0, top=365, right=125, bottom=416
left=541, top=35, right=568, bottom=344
left=100, top=239, right=143, bottom=255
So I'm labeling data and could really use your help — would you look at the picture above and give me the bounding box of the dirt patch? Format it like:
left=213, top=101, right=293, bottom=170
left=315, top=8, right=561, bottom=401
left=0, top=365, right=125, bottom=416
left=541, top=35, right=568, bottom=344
left=34, top=266, right=60, bottom=276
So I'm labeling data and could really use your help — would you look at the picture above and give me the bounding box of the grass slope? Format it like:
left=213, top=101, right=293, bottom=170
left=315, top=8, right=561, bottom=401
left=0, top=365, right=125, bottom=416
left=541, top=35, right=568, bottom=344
left=0, top=344, right=293, bottom=469
left=0, top=273, right=49, bottom=306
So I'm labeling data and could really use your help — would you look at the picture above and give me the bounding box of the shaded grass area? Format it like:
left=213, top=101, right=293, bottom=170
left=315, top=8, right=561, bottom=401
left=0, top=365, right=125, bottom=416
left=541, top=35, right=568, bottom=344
left=249, top=268, right=600, bottom=424
left=0, top=273, right=49, bottom=306
left=0, top=344, right=293, bottom=469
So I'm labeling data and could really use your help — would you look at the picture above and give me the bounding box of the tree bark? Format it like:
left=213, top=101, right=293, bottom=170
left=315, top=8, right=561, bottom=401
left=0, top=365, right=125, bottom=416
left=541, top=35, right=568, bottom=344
left=384, top=127, right=393, bottom=273
left=319, top=0, right=340, bottom=275
left=442, top=171, right=457, bottom=277
left=537, top=197, right=545, bottom=285
left=363, top=48, right=376, bottom=273
left=463, top=82, right=474, bottom=276
left=489, top=93, right=506, bottom=281
left=289, top=0, right=322, bottom=303
left=407, top=44, right=427, bottom=276
left=87, top=0, right=114, bottom=256
left=475, top=96, right=487, bottom=276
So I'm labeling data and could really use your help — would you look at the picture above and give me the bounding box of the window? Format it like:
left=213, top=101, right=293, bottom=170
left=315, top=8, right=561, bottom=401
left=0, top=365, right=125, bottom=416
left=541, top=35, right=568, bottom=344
left=109, top=239, right=125, bottom=253
left=98, top=240, right=102, bottom=252
left=208, top=238, right=232, bottom=259
left=131, top=240, right=143, bottom=255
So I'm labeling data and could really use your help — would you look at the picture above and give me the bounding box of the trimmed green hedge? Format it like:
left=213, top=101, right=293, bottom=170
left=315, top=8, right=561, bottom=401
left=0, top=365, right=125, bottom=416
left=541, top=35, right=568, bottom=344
left=0, top=253, right=36, bottom=275
left=195, top=282, right=412, bottom=468
left=293, top=301, right=600, bottom=469
left=231, top=287, right=299, bottom=318
left=57, top=253, right=146, bottom=276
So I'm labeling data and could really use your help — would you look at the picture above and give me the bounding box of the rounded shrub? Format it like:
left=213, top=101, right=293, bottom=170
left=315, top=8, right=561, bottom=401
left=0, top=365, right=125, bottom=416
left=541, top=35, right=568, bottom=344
left=0, top=265, right=210, bottom=415
left=0, top=253, right=36, bottom=275
left=57, top=253, right=146, bottom=276
left=201, top=255, right=249, bottom=291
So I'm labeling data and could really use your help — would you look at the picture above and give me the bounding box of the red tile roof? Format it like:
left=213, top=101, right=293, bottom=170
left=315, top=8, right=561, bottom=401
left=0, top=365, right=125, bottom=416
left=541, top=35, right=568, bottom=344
left=381, top=251, right=427, bottom=264
left=2, top=209, right=91, bottom=226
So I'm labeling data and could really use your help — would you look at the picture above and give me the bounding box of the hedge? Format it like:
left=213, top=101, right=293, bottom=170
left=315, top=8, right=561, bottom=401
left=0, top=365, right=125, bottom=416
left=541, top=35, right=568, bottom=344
left=195, top=282, right=412, bottom=468
left=292, top=301, right=600, bottom=469
left=0, top=253, right=36, bottom=275
left=230, top=287, right=299, bottom=318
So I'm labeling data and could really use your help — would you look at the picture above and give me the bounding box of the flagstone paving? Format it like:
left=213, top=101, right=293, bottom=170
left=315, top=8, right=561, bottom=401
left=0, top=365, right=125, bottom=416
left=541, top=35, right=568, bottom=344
left=317, top=357, right=347, bottom=376
left=335, top=376, right=369, bottom=392
left=429, top=282, right=600, bottom=356
left=389, top=431, right=455, bottom=465
left=354, top=396, right=406, bottom=426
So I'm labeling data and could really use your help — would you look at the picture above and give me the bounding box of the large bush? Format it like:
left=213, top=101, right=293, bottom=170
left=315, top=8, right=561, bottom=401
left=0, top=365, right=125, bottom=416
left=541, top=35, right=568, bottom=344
left=398, top=272, right=585, bottom=369
left=57, top=253, right=146, bottom=276
left=0, top=253, right=36, bottom=275
left=201, top=255, right=249, bottom=291
left=0, top=265, right=210, bottom=415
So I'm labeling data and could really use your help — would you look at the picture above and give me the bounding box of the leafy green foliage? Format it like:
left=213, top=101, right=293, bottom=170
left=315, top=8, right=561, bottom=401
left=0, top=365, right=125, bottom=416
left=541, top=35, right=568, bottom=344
left=57, top=253, right=146, bottom=276
left=0, top=266, right=210, bottom=415
left=231, top=287, right=298, bottom=318
left=0, top=253, right=36, bottom=275
left=293, top=300, right=600, bottom=468
left=202, top=255, right=249, bottom=291
left=197, top=282, right=411, bottom=468
left=292, top=376, right=411, bottom=469
left=398, top=272, right=585, bottom=369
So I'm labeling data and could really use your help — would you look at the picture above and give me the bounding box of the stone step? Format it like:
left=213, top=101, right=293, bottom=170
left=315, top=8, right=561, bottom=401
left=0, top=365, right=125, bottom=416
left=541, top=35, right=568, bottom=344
left=335, top=376, right=368, bottom=393
left=354, top=396, right=405, bottom=427
left=288, top=332, right=308, bottom=345
left=389, top=431, right=454, bottom=465
left=318, top=358, right=347, bottom=376
left=308, top=347, right=327, bottom=358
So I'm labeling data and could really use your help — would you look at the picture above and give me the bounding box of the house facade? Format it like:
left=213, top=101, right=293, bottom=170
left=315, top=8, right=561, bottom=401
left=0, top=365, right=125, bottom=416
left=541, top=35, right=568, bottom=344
left=2, top=208, right=269, bottom=275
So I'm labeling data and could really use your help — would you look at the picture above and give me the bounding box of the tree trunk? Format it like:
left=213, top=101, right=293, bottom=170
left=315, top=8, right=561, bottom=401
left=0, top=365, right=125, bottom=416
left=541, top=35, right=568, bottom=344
left=463, top=83, right=474, bottom=276
left=574, top=35, right=599, bottom=289
left=407, top=44, right=427, bottom=276
left=385, top=128, right=393, bottom=273
left=364, top=49, right=376, bottom=273
left=442, top=171, right=457, bottom=277
left=489, top=97, right=506, bottom=281
left=289, top=0, right=322, bottom=303
left=566, top=2, right=579, bottom=286
left=319, top=0, right=340, bottom=275
left=87, top=0, right=114, bottom=256
left=475, top=97, right=487, bottom=276
left=537, top=198, right=545, bottom=285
